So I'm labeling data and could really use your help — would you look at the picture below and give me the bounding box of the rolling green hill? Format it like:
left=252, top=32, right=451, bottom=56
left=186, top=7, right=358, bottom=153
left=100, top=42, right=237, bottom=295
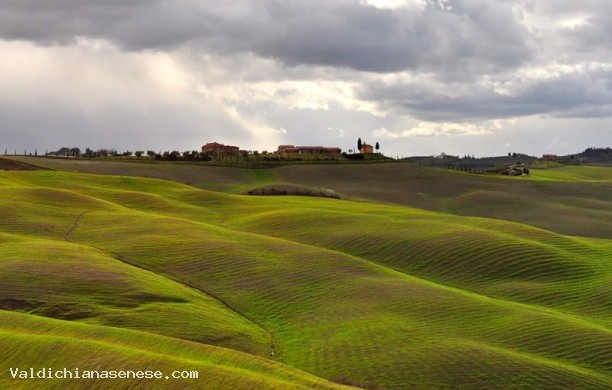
left=0, top=310, right=350, bottom=390
left=526, top=165, right=612, bottom=182
left=8, top=157, right=612, bottom=238
left=0, top=168, right=610, bottom=389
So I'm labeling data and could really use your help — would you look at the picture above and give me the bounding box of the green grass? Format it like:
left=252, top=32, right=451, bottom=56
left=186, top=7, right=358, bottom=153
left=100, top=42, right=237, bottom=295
left=10, top=156, right=612, bottom=239
left=526, top=165, right=612, bottom=182
left=0, top=233, right=270, bottom=355
left=0, top=310, right=350, bottom=390
left=0, top=169, right=610, bottom=389
left=225, top=204, right=611, bottom=324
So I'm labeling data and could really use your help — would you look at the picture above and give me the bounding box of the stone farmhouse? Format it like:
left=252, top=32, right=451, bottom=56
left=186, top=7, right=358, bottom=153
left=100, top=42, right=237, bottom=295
left=202, top=142, right=240, bottom=157
left=277, top=145, right=341, bottom=155
left=360, top=143, right=374, bottom=154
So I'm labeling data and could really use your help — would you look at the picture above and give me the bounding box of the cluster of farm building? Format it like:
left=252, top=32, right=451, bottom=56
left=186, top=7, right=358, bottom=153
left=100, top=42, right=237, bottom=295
left=201, top=142, right=375, bottom=158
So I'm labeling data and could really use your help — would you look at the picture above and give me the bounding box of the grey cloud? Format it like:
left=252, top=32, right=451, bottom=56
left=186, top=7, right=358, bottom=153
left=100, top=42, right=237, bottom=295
left=0, top=0, right=210, bottom=49
left=2, top=0, right=612, bottom=158
left=362, top=68, right=612, bottom=121
left=0, top=0, right=533, bottom=74
left=520, top=0, right=612, bottom=60
left=568, top=8, right=612, bottom=55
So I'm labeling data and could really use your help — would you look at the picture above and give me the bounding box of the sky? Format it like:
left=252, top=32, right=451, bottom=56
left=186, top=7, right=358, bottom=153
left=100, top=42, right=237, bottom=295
left=1, top=0, right=611, bottom=157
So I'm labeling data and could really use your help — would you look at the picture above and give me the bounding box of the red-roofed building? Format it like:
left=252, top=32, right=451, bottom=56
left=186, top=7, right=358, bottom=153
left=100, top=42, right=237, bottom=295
left=202, top=142, right=240, bottom=157
left=277, top=145, right=341, bottom=155
left=360, top=143, right=374, bottom=154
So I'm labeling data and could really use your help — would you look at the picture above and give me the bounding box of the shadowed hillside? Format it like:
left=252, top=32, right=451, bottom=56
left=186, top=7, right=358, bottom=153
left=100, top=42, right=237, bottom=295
left=0, top=157, right=44, bottom=171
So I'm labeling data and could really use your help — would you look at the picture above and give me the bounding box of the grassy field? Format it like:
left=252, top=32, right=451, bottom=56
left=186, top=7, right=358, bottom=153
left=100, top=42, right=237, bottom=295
left=526, top=164, right=612, bottom=182
left=0, top=164, right=610, bottom=389
left=0, top=310, right=350, bottom=390
left=9, top=157, right=612, bottom=238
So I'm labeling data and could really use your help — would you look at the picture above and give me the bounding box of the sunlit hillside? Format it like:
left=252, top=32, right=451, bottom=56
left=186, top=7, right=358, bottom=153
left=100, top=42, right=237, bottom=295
left=11, top=156, right=612, bottom=238
left=0, top=163, right=610, bottom=389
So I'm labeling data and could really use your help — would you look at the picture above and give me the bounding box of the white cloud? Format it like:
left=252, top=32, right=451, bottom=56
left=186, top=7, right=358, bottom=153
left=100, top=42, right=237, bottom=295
left=373, top=121, right=496, bottom=139
left=214, top=80, right=358, bottom=111
left=372, top=128, right=400, bottom=139
left=363, top=0, right=426, bottom=10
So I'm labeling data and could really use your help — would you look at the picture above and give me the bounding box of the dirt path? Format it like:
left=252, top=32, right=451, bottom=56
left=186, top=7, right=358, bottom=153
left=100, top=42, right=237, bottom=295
left=64, top=211, right=89, bottom=241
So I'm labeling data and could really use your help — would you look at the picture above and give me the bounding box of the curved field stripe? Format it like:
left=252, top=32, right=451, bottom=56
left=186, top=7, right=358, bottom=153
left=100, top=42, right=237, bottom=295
left=0, top=310, right=352, bottom=390
left=0, top=170, right=610, bottom=389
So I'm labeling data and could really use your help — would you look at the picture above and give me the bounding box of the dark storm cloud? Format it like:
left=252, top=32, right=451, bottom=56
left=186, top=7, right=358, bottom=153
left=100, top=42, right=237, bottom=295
left=0, top=0, right=211, bottom=49
left=361, top=68, right=612, bottom=121
left=0, top=0, right=533, bottom=74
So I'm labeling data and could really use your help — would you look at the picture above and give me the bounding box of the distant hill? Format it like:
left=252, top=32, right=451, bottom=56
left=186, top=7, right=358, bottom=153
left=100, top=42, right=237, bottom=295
left=405, top=147, right=612, bottom=170
left=405, top=153, right=538, bottom=172
left=570, top=147, right=612, bottom=165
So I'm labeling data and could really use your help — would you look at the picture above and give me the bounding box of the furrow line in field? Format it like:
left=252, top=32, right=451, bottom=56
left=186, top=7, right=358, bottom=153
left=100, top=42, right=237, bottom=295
left=63, top=213, right=277, bottom=359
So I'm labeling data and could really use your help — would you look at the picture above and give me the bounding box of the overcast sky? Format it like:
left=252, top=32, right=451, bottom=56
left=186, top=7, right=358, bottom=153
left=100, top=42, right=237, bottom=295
left=1, top=0, right=611, bottom=157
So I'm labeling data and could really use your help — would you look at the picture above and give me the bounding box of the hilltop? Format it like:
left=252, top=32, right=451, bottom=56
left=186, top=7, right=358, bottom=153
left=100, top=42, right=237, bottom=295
left=571, top=147, right=612, bottom=165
